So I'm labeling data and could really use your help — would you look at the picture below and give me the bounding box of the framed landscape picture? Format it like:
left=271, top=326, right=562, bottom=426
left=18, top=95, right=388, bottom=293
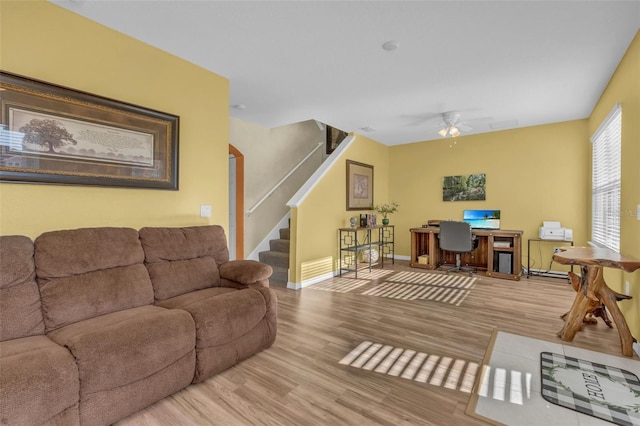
left=442, top=173, right=486, bottom=201
left=346, top=160, right=373, bottom=210
left=0, top=71, right=179, bottom=190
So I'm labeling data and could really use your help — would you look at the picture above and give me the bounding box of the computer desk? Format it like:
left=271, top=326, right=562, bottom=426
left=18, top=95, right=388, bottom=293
left=410, top=227, right=523, bottom=281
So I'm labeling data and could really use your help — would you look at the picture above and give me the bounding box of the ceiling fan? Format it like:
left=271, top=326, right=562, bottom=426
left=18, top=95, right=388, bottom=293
left=403, top=110, right=490, bottom=138
left=436, top=111, right=472, bottom=138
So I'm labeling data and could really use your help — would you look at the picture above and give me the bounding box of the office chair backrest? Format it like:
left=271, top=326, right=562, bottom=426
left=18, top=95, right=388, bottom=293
left=439, top=221, right=473, bottom=252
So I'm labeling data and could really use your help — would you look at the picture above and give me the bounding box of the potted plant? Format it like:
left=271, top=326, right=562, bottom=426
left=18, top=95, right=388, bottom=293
left=374, top=202, right=399, bottom=225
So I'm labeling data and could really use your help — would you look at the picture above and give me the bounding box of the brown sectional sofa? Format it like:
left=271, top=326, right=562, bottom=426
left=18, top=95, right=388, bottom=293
left=0, top=225, right=277, bottom=426
left=0, top=235, right=80, bottom=425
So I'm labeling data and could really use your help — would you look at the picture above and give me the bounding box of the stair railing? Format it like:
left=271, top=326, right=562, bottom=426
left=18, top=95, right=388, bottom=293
left=246, top=141, right=324, bottom=216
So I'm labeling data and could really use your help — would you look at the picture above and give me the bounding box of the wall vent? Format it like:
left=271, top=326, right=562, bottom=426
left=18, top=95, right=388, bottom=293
left=300, top=256, right=334, bottom=282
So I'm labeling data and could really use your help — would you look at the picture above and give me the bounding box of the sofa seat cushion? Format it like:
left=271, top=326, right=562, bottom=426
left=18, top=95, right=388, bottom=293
left=47, top=305, right=195, bottom=396
left=157, top=287, right=268, bottom=348
left=0, top=335, right=79, bottom=425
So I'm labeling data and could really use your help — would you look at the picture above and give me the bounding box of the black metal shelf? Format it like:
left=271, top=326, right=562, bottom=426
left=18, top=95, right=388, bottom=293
left=338, top=225, right=394, bottom=278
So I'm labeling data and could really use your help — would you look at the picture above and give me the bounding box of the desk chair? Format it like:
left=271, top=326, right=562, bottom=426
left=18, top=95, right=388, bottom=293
left=439, top=221, right=475, bottom=275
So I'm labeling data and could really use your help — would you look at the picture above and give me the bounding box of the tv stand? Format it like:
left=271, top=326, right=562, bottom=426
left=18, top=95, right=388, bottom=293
left=410, top=227, right=523, bottom=280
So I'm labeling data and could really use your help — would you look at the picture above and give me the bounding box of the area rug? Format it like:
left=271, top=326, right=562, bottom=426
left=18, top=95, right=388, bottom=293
left=360, top=271, right=477, bottom=306
left=540, top=351, right=640, bottom=425
left=466, top=329, right=640, bottom=426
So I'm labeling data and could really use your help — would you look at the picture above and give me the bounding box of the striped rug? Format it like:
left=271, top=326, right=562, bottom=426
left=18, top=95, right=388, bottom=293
left=361, top=271, right=477, bottom=306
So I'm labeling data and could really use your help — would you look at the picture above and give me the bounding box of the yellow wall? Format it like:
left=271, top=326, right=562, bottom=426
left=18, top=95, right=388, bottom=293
left=588, top=30, right=640, bottom=336
left=290, top=134, right=389, bottom=283
left=389, top=120, right=590, bottom=272
left=3, top=1, right=637, bottom=339
left=0, top=1, right=229, bottom=238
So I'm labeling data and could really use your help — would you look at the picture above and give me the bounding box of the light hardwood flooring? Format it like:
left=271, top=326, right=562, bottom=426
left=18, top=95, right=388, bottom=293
left=117, top=261, right=635, bottom=425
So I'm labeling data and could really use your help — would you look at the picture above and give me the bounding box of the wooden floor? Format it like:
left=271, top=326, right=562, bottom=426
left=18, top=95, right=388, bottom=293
left=117, top=261, right=634, bottom=425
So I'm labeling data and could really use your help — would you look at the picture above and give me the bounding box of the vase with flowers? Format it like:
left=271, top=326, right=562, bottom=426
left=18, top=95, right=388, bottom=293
left=374, top=202, right=399, bottom=225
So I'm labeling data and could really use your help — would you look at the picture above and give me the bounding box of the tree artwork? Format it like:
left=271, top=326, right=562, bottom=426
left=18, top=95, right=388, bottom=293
left=19, top=118, right=77, bottom=153
left=442, top=173, right=486, bottom=201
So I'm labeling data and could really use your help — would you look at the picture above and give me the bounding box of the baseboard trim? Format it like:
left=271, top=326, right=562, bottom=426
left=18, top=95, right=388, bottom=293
left=287, top=271, right=334, bottom=290
left=524, top=268, right=569, bottom=278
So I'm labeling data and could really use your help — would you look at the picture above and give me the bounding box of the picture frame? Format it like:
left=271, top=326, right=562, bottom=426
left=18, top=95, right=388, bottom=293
left=0, top=71, right=179, bottom=190
left=346, top=159, right=373, bottom=210
left=326, top=125, right=348, bottom=154
left=442, top=173, right=486, bottom=201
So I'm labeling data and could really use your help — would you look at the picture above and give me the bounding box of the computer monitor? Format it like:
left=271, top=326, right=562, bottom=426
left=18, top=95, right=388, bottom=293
left=463, top=209, right=501, bottom=229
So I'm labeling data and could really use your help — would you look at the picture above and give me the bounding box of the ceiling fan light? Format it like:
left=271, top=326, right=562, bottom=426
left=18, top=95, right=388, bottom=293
left=449, top=126, right=461, bottom=137
left=438, top=128, right=448, bottom=137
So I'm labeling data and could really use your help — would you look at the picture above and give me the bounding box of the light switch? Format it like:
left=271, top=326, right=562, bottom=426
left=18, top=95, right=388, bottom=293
left=637, top=204, right=640, bottom=221
left=200, top=205, right=212, bottom=218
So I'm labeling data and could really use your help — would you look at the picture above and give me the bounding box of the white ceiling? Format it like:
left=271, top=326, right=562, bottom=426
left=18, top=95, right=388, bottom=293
left=52, top=1, right=640, bottom=146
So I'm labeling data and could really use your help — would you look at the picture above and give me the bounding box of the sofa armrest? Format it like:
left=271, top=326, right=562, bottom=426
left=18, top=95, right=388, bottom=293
left=218, top=260, right=272, bottom=288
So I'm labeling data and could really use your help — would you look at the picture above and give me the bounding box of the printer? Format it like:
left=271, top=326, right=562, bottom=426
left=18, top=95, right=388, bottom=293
left=539, top=221, right=573, bottom=241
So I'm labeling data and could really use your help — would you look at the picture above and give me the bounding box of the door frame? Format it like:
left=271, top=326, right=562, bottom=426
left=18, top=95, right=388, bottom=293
left=229, top=145, right=244, bottom=259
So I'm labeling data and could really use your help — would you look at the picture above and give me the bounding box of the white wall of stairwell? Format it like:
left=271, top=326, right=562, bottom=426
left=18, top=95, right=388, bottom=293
left=231, top=118, right=327, bottom=257
left=247, top=213, right=290, bottom=261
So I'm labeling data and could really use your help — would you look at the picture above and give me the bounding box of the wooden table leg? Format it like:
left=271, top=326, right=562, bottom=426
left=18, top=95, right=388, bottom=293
left=592, top=267, right=635, bottom=357
left=558, top=265, right=635, bottom=357
left=557, top=266, right=593, bottom=342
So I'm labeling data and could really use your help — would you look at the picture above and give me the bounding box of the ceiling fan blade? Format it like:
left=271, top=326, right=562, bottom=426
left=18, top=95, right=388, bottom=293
left=457, top=124, right=473, bottom=132
left=461, top=116, right=494, bottom=126
left=402, top=112, right=443, bottom=127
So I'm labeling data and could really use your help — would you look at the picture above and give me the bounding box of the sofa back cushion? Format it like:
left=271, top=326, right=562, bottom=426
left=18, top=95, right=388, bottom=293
left=0, top=235, right=45, bottom=341
left=35, top=227, right=154, bottom=332
left=139, top=226, right=228, bottom=301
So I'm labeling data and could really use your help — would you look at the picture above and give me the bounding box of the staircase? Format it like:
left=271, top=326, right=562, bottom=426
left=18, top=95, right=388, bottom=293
left=258, top=226, right=290, bottom=286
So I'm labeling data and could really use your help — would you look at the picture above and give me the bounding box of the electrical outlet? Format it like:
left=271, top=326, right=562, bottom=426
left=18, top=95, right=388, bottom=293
left=553, top=247, right=562, bottom=253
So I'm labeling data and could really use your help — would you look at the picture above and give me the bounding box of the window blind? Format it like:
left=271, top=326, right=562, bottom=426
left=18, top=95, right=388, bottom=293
left=590, top=104, right=621, bottom=252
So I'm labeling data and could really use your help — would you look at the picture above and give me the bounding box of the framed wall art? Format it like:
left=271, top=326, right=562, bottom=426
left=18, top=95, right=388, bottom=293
left=0, top=71, right=179, bottom=190
left=442, top=173, right=486, bottom=201
left=346, top=159, right=373, bottom=210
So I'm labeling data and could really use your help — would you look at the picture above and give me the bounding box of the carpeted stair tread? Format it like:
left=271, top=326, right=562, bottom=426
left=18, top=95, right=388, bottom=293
left=269, top=266, right=288, bottom=286
left=259, top=250, right=289, bottom=269
left=269, top=238, right=289, bottom=253
left=260, top=227, right=290, bottom=286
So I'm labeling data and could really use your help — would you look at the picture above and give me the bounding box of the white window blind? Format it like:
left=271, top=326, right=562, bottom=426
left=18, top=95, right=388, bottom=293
left=590, top=104, right=621, bottom=252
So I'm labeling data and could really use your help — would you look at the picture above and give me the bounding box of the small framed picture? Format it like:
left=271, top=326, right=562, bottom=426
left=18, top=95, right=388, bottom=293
left=346, top=160, right=373, bottom=210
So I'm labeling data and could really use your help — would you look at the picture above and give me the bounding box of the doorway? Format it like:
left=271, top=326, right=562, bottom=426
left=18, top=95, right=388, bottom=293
left=228, top=145, right=244, bottom=260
